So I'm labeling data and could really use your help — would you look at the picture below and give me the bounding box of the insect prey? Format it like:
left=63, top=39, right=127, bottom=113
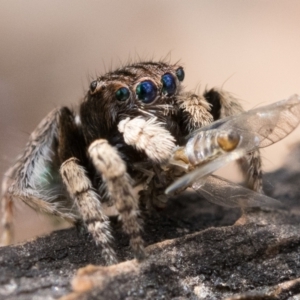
left=166, top=95, right=300, bottom=207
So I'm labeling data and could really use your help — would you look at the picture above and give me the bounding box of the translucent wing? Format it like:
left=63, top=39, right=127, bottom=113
left=166, top=95, right=300, bottom=194
left=190, top=94, right=300, bottom=148
left=192, top=175, right=282, bottom=208
left=165, top=148, right=248, bottom=195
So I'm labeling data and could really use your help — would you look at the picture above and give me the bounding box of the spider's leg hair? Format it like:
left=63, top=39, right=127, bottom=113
left=89, top=139, right=145, bottom=261
left=1, top=107, right=78, bottom=245
left=58, top=109, right=118, bottom=265
left=60, top=158, right=117, bottom=265
left=177, top=91, right=213, bottom=133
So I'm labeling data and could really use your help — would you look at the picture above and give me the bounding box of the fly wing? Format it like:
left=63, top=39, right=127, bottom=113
left=165, top=148, right=249, bottom=195
left=190, top=94, right=300, bottom=148
left=193, top=175, right=282, bottom=208
left=224, top=94, right=300, bottom=148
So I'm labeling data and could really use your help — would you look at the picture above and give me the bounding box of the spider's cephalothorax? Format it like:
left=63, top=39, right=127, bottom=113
left=1, top=61, right=262, bottom=264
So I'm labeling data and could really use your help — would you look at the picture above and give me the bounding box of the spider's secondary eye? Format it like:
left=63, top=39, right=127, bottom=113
left=176, top=67, right=185, bottom=82
left=136, top=80, right=157, bottom=104
left=115, top=87, right=130, bottom=102
left=161, top=73, right=176, bottom=96
left=90, top=80, right=98, bottom=93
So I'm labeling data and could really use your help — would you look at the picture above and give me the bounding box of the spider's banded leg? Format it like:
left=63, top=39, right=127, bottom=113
left=56, top=108, right=118, bottom=265
left=88, top=140, right=145, bottom=261
left=0, top=195, right=13, bottom=245
left=1, top=108, right=78, bottom=246
left=238, top=152, right=263, bottom=193
left=1, top=165, right=16, bottom=245
left=204, top=88, right=263, bottom=192
left=1, top=163, right=78, bottom=246
left=204, top=88, right=245, bottom=120
left=177, top=92, right=213, bottom=132
left=60, top=158, right=117, bottom=264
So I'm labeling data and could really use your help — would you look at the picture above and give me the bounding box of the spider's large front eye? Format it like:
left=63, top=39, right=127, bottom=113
left=176, top=67, right=185, bottom=82
left=161, top=73, right=176, bottom=96
left=136, top=80, right=157, bottom=104
left=115, top=87, right=130, bottom=102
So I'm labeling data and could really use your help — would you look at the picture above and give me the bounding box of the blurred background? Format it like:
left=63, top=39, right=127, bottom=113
left=1, top=0, right=300, bottom=243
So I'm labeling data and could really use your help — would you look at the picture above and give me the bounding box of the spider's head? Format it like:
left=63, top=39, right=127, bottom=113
left=80, top=62, right=185, bottom=142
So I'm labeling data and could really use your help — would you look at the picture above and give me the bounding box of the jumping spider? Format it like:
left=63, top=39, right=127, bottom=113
left=1, top=61, right=262, bottom=264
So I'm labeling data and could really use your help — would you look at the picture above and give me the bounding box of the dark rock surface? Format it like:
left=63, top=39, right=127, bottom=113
left=1, top=145, right=300, bottom=300
left=0, top=194, right=240, bottom=300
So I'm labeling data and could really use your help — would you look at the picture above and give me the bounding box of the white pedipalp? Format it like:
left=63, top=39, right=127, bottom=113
left=118, top=116, right=176, bottom=163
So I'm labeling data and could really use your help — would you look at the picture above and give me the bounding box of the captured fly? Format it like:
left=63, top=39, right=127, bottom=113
left=166, top=95, right=300, bottom=207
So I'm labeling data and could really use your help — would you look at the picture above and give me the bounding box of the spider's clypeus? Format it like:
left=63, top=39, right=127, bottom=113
left=1, top=61, right=262, bottom=265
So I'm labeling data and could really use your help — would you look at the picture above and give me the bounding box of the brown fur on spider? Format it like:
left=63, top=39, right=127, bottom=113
left=1, top=61, right=262, bottom=265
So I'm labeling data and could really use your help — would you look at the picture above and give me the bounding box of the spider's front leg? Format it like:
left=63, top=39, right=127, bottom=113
left=88, top=139, right=145, bottom=261
left=57, top=109, right=119, bottom=264
left=60, top=158, right=117, bottom=264
left=1, top=166, right=16, bottom=245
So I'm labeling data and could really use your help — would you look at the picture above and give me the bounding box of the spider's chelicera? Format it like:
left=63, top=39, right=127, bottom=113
left=1, top=61, right=262, bottom=265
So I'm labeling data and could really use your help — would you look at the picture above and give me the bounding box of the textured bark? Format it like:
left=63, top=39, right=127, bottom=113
left=1, top=145, right=300, bottom=300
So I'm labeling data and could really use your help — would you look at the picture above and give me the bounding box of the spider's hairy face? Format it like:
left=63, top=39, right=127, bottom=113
left=80, top=62, right=185, bottom=145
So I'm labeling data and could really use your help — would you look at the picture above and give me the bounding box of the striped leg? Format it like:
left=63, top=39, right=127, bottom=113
left=88, top=140, right=145, bottom=261
left=60, top=158, right=117, bottom=265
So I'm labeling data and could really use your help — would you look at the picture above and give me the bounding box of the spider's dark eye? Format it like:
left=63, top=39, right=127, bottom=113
left=115, top=87, right=130, bottom=102
left=161, top=73, right=176, bottom=96
left=136, top=80, right=157, bottom=104
left=90, top=80, right=98, bottom=93
left=176, top=67, right=185, bottom=82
